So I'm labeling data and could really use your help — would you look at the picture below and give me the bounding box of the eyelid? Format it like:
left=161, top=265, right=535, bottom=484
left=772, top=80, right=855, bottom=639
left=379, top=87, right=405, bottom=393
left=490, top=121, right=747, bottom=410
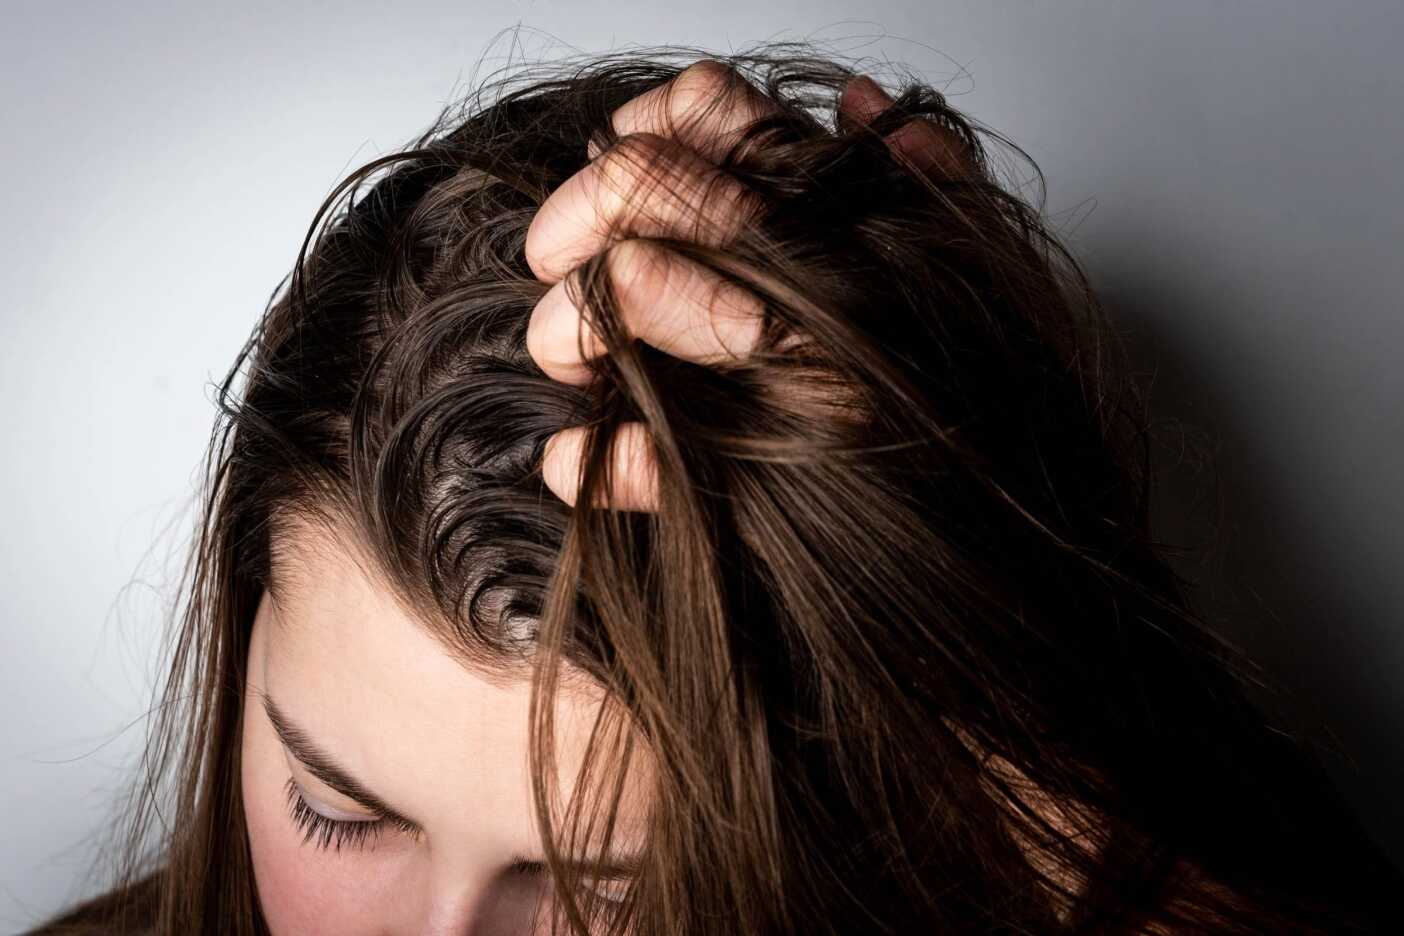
left=507, top=859, right=635, bottom=907
left=289, top=774, right=380, bottom=823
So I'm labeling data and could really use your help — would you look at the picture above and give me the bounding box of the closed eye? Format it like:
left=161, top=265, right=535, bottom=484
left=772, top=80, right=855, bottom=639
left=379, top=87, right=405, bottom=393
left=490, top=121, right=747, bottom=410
left=282, top=776, right=416, bottom=852
left=505, top=857, right=635, bottom=908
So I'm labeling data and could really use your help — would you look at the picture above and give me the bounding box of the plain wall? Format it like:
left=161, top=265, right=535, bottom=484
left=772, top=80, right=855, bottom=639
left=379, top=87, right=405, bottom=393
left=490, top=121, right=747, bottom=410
left=3, top=1, right=1401, bottom=928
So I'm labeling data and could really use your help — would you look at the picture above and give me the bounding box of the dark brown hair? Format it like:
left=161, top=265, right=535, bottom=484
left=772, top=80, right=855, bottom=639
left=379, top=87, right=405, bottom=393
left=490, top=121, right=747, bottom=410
left=31, top=41, right=1403, bottom=935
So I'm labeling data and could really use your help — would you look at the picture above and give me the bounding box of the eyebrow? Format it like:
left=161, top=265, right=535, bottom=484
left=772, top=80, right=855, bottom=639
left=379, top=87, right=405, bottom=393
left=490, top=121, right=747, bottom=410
left=258, top=690, right=644, bottom=877
left=260, top=689, right=421, bottom=831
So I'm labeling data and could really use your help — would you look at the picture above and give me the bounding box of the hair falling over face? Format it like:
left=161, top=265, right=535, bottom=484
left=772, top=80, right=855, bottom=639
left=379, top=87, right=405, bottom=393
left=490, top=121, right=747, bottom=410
left=30, top=40, right=1404, bottom=936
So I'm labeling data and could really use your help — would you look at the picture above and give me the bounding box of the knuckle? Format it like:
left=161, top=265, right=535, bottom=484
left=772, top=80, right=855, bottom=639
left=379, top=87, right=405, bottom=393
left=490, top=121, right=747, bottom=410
left=606, top=129, right=670, bottom=163
left=593, top=132, right=670, bottom=195
left=674, top=59, right=737, bottom=99
left=595, top=133, right=728, bottom=236
left=587, top=134, right=657, bottom=225
left=669, top=59, right=749, bottom=128
left=604, top=239, right=673, bottom=310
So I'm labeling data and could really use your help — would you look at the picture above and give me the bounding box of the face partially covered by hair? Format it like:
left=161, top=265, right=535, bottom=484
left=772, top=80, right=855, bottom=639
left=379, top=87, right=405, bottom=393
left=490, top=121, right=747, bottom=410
left=241, top=513, right=652, bottom=935
left=66, top=44, right=1364, bottom=936
left=222, top=51, right=1156, bottom=934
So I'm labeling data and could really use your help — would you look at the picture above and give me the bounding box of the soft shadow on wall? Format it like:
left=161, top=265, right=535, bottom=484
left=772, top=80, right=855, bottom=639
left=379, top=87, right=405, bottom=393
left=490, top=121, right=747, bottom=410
left=1093, top=258, right=1404, bottom=871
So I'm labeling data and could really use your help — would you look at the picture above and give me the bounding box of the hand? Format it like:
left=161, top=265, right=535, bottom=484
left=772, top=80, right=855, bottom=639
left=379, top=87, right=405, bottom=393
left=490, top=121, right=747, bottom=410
left=525, top=61, right=962, bottom=511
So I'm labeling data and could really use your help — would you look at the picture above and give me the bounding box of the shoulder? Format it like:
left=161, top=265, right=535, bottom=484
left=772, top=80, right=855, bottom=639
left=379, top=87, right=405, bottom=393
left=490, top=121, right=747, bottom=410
left=21, top=871, right=161, bottom=936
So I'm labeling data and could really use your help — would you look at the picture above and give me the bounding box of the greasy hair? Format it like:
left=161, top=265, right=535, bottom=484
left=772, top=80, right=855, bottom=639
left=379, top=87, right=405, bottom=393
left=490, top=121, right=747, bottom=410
left=31, top=42, right=1403, bottom=935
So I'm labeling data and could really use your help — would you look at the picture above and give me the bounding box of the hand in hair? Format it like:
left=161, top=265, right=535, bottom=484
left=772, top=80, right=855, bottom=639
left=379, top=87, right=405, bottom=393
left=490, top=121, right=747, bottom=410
left=525, top=60, right=963, bottom=510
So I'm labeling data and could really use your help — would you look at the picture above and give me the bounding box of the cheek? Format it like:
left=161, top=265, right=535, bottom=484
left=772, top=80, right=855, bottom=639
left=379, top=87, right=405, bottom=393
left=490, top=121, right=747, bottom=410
left=241, top=697, right=416, bottom=936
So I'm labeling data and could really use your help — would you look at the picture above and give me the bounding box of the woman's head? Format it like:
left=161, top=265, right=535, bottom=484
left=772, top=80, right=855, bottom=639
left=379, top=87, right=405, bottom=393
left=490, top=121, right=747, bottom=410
left=42, top=43, right=1401, bottom=936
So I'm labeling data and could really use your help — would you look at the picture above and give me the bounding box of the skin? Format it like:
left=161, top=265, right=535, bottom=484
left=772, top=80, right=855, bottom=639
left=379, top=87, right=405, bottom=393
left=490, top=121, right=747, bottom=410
left=241, top=514, right=652, bottom=935
left=529, top=63, right=960, bottom=510
left=241, top=63, right=958, bottom=933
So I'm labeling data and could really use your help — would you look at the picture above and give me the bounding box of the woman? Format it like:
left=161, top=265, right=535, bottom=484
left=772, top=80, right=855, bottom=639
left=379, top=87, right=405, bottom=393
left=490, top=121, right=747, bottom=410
left=29, top=46, right=1403, bottom=934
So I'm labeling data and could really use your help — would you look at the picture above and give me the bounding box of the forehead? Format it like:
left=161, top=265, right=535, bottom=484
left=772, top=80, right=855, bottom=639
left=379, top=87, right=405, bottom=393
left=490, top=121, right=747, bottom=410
left=256, top=513, right=649, bottom=848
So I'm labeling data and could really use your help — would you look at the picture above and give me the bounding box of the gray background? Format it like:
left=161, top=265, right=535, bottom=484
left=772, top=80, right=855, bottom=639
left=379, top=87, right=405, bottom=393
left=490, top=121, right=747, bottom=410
left=2, top=1, right=1400, bottom=929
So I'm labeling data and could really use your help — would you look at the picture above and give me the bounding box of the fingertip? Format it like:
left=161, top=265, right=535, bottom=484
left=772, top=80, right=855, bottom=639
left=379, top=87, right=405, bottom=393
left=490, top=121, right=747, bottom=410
left=523, top=204, right=554, bottom=283
left=541, top=424, right=661, bottom=512
left=838, top=74, right=894, bottom=127
left=886, top=118, right=970, bottom=178
left=607, top=421, right=660, bottom=513
left=838, top=75, right=970, bottom=178
left=527, top=279, right=601, bottom=386
left=542, top=428, right=584, bottom=507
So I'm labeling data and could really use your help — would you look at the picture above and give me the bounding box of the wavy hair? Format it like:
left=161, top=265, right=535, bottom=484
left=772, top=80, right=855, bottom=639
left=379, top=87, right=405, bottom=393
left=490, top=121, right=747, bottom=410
left=31, top=42, right=1403, bottom=935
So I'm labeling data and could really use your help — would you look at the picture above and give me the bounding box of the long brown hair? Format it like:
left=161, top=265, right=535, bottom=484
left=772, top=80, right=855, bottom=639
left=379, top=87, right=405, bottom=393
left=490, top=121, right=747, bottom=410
left=31, top=42, right=1403, bottom=935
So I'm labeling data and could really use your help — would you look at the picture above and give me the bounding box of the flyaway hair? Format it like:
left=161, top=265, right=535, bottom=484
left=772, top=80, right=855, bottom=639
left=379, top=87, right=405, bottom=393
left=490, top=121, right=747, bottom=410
left=31, top=42, right=1403, bottom=935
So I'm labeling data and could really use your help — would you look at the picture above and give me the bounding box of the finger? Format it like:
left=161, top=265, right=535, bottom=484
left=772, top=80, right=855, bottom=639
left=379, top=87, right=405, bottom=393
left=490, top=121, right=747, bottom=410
left=527, top=237, right=766, bottom=385
left=586, top=59, right=784, bottom=163
left=542, top=421, right=659, bottom=511
left=525, top=131, right=766, bottom=285
left=838, top=75, right=971, bottom=178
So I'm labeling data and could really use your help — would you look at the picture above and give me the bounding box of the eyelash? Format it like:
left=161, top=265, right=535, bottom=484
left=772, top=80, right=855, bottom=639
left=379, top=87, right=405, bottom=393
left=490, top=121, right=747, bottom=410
left=281, top=777, right=632, bottom=904
left=282, top=776, right=416, bottom=853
